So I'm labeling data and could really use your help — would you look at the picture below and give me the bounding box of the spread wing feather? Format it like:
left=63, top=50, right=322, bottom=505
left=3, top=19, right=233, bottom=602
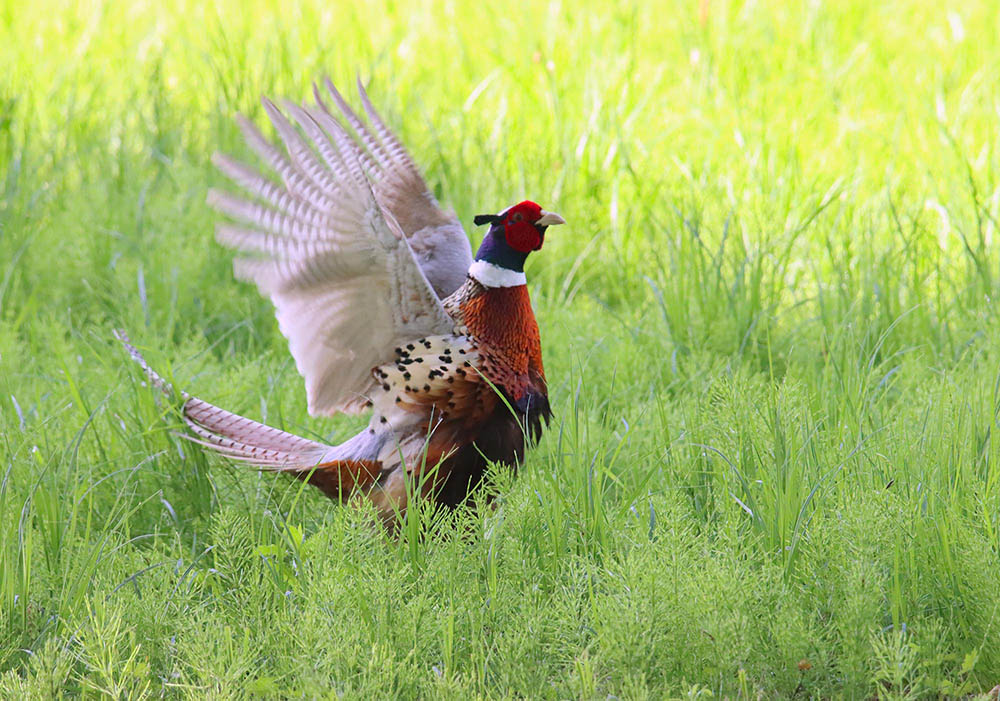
left=314, top=79, right=472, bottom=297
left=209, top=83, right=466, bottom=416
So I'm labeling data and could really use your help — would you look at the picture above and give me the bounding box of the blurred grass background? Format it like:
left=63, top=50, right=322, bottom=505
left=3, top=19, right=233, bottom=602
left=2, top=0, right=1000, bottom=697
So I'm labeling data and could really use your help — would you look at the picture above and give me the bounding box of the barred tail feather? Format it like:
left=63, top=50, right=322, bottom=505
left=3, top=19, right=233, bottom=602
left=114, top=329, right=175, bottom=395
left=114, top=330, right=382, bottom=497
left=181, top=400, right=329, bottom=468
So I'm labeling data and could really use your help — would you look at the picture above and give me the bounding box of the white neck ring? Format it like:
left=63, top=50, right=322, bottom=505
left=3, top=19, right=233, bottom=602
left=468, top=260, right=527, bottom=288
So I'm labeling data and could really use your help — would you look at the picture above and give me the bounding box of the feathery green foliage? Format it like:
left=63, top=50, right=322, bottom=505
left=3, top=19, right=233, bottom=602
left=3, top=0, right=1000, bottom=697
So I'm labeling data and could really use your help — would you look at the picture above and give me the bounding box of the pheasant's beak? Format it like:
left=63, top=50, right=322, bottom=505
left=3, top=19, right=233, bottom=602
left=536, top=210, right=566, bottom=226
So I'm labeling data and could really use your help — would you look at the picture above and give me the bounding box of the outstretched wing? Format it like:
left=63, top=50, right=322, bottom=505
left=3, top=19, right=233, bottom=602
left=318, top=78, right=472, bottom=297
left=209, top=84, right=462, bottom=416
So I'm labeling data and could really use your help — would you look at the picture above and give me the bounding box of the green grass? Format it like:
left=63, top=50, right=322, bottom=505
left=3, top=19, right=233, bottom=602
left=3, top=0, right=1000, bottom=697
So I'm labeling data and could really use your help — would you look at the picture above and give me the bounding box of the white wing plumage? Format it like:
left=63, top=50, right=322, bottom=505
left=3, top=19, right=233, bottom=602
left=209, top=81, right=468, bottom=416
left=320, top=79, right=472, bottom=297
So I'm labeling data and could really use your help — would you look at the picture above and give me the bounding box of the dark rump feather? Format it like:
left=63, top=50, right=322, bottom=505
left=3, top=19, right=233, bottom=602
left=434, top=389, right=551, bottom=509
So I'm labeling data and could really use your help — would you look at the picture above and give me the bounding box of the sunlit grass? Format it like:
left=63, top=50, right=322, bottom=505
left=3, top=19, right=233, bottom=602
left=3, top=0, right=1000, bottom=696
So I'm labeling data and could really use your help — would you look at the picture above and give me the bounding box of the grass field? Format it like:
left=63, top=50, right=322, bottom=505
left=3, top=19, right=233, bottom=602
left=3, top=0, right=1000, bottom=697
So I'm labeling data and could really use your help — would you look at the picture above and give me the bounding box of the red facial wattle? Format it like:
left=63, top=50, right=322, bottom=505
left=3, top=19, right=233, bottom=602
left=503, top=201, right=545, bottom=253
left=505, top=220, right=542, bottom=252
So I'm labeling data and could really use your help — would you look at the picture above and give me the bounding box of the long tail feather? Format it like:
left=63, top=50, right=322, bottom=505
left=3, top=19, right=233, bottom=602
left=115, top=330, right=353, bottom=474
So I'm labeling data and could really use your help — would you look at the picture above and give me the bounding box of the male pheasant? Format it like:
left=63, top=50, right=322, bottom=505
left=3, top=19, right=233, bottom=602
left=119, top=78, right=563, bottom=527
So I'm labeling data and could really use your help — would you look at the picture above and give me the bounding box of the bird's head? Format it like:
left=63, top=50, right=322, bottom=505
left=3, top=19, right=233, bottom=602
left=472, top=200, right=565, bottom=273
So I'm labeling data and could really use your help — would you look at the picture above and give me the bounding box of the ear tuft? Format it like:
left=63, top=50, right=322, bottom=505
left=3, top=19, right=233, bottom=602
left=474, top=214, right=501, bottom=226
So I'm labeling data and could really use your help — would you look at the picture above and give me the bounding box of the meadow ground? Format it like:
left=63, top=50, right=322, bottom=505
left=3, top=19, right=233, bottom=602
left=3, top=0, right=1000, bottom=697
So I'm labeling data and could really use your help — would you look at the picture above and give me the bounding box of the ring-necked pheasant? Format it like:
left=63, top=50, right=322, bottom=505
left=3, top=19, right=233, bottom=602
left=118, top=78, right=563, bottom=527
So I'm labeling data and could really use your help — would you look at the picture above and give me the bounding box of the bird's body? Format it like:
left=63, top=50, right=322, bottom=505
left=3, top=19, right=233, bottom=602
left=119, top=79, right=563, bottom=527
